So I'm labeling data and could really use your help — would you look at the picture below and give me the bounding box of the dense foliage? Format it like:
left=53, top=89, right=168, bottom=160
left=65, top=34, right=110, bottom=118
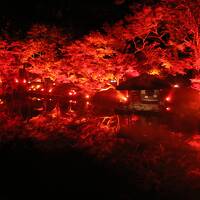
left=0, top=0, right=200, bottom=92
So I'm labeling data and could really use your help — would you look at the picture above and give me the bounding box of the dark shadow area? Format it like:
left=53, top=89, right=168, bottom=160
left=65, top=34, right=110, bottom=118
left=0, top=138, right=140, bottom=199
left=0, top=0, right=130, bottom=38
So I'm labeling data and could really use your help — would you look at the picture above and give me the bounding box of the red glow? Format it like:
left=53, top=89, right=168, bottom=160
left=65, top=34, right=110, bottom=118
left=15, top=79, right=19, bottom=83
left=118, top=92, right=129, bottom=103
left=0, top=2, right=198, bottom=104
left=41, top=88, right=44, bottom=91
left=0, top=99, right=4, bottom=105
left=49, top=89, right=52, bottom=93
left=23, top=79, right=27, bottom=84
left=166, top=107, right=171, bottom=111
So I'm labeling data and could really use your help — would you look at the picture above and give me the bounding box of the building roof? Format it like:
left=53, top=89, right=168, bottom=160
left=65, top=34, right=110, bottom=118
left=116, top=74, right=171, bottom=90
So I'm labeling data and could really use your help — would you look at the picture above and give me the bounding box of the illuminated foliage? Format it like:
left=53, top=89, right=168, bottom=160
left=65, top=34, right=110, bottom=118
left=0, top=0, right=200, bottom=91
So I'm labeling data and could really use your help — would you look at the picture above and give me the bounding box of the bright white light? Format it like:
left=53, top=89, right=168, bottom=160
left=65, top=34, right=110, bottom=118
left=174, top=84, right=179, bottom=88
left=110, top=79, right=117, bottom=83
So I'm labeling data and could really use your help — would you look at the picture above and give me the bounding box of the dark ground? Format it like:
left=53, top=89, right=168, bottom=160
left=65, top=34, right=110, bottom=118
left=0, top=138, right=143, bottom=200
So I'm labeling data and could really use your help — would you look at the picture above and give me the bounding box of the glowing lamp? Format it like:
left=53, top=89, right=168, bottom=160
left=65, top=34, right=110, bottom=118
left=0, top=99, right=3, bottom=105
left=49, top=89, right=52, bottom=93
left=70, top=90, right=76, bottom=95
left=23, top=79, right=27, bottom=84
left=36, top=85, right=41, bottom=89
left=85, top=95, right=90, bottom=99
left=166, top=107, right=171, bottom=111
left=149, top=69, right=160, bottom=75
left=174, top=84, right=179, bottom=88
left=86, top=101, right=90, bottom=105
left=15, top=79, right=19, bottom=83
left=28, top=81, right=31, bottom=84
left=110, top=79, right=117, bottom=83
left=41, top=88, right=44, bottom=91
left=121, top=96, right=128, bottom=102
left=53, top=83, right=56, bottom=86
left=165, top=96, right=171, bottom=102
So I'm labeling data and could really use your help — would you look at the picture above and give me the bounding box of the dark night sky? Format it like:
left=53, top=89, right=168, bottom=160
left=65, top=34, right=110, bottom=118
left=0, top=0, right=133, bottom=37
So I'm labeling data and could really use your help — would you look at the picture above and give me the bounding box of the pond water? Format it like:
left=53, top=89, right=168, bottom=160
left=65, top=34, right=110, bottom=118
left=1, top=90, right=200, bottom=199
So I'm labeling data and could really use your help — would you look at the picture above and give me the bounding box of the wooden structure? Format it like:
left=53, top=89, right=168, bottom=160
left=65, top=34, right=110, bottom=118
left=116, top=74, right=171, bottom=112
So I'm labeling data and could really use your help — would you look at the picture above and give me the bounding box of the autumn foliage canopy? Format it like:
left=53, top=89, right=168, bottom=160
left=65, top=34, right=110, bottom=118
left=0, top=0, right=200, bottom=92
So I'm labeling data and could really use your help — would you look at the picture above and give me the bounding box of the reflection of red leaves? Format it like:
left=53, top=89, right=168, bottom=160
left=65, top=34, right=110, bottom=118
left=187, top=135, right=200, bottom=150
left=188, top=168, right=200, bottom=177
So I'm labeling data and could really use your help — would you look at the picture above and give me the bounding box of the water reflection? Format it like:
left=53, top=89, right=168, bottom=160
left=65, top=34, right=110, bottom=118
left=2, top=93, right=200, bottom=196
left=2, top=91, right=200, bottom=135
